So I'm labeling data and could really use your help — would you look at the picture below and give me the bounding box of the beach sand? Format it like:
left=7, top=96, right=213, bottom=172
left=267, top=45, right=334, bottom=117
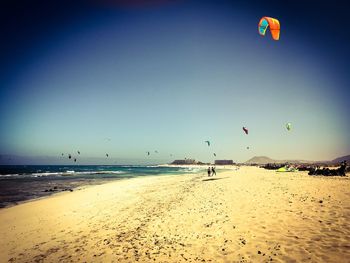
left=0, top=166, right=349, bottom=262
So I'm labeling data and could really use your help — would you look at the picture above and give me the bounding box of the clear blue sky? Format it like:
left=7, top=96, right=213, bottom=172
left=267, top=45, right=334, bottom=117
left=0, top=0, right=349, bottom=164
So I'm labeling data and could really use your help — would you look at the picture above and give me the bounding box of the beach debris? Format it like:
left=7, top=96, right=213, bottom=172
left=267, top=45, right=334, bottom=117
left=258, top=17, right=280, bottom=40
left=242, top=127, right=248, bottom=135
left=286, top=122, right=292, bottom=131
left=239, top=237, right=247, bottom=245
left=45, top=188, right=73, bottom=193
left=205, top=140, right=211, bottom=146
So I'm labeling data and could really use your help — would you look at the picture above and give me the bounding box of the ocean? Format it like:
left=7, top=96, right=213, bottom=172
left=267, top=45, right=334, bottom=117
left=0, top=165, right=202, bottom=208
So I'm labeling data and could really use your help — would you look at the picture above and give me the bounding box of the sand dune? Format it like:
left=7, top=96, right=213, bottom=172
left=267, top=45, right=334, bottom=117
left=0, top=167, right=349, bottom=262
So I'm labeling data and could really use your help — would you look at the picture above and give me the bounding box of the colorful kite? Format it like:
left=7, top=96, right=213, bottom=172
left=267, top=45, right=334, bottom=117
left=258, top=17, right=280, bottom=40
left=286, top=122, right=292, bottom=131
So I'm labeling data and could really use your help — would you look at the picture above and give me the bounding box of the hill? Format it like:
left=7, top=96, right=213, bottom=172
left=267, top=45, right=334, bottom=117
left=245, top=156, right=314, bottom=165
left=330, top=155, right=350, bottom=164
left=245, top=154, right=350, bottom=165
left=245, top=156, right=279, bottom=164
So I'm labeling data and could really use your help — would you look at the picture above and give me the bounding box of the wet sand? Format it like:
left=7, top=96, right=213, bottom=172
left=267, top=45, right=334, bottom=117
left=0, top=166, right=349, bottom=262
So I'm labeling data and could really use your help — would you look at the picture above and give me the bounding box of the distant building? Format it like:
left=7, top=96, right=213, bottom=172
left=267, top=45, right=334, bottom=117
left=171, top=159, right=197, bottom=165
left=215, top=160, right=234, bottom=165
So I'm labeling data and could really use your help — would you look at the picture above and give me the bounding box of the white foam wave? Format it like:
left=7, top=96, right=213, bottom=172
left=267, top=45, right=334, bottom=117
left=3, top=170, right=128, bottom=177
left=0, top=174, right=19, bottom=177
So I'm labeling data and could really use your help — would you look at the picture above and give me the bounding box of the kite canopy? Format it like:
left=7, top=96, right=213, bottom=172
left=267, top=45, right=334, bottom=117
left=286, top=122, right=292, bottom=131
left=277, top=166, right=298, bottom=172
left=258, top=17, right=280, bottom=40
left=242, top=127, right=248, bottom=135
left=205, top=141, right=210, bottom=146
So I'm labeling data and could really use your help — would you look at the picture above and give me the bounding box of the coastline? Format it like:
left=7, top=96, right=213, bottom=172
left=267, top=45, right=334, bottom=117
left=1, top=166, right=349, bottom=262
left=0, top=176, right=130, bottom=210
left=0, top=165, right=205, bottom=209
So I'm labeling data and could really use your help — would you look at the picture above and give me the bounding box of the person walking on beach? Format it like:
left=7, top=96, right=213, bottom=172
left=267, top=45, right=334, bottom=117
left=211, top=166, right=216, bottom=176
left=207, top=167, right=211, bottom=177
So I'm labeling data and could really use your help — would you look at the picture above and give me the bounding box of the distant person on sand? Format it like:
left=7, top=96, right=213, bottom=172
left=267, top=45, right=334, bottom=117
left=339, top=161, right=347, bottom=176
left=211, top=167, right=216, bottom=176
left=207, top=167, right=211, bottom=177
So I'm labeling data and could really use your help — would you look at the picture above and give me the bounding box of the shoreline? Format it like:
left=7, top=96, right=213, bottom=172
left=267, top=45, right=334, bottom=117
left=0, top=165, right=208, bottom=209
left=1, top=167, right=349, bottom=262
left=0, top=177, right=128, bottom=210
left=0, top=171, right=195, bottom=210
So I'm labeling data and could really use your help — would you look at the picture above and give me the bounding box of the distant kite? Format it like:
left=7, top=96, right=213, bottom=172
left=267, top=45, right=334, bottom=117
left=286, top=122, right=292, bottom=131
left=258, top=17, right=280, bottom=40
left=205, top=141, right=210, bottom=146
left=61, top=153, right=64, bottom=156
left=155, top=150, right=158, bottom=153
left=77, top=151, right=80, bottom=155
left=68, top=154, right=72, bottom=159
left=213, top=153, right=216, bottom=157
left=247, top=146, right=250, bottom=150
left=242, top=127, right=248, bottom=135
left=74, top=158, right=77, bottom=162
left=147, top=151, right=150, bottom=156
left=106, top=153, right=109, bottom=157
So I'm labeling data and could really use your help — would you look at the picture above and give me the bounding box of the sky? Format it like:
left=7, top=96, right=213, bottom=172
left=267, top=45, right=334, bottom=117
left=0, top=0, right=349, bottom=164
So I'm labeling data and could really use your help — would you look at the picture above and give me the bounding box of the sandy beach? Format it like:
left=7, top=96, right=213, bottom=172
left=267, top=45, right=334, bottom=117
left=0, top=166, right=349, bottom=262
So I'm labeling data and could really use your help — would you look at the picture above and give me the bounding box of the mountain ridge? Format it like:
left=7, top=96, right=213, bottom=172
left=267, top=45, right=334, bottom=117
left=245, top=154, right=349, bottom=165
